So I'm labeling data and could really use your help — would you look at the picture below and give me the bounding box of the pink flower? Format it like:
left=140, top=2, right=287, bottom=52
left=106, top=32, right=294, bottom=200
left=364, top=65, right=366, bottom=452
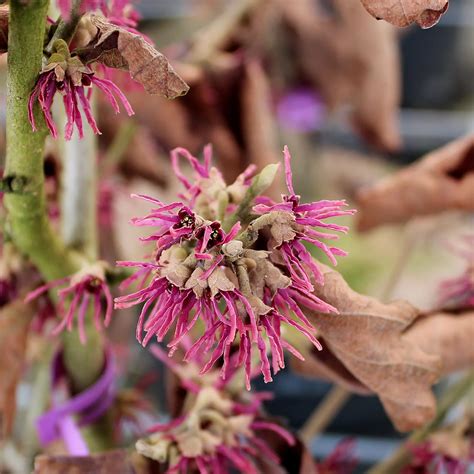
left=116, top=146, right=354, bottom=388
left=438, top=236, right=474, bottom=309
left=136, top=344, right=295, bottom=474
left=316, top=438, right=357, bottom=474
left=28, top=40, right=133, bottom=140
left=402, top=440, right=474, bottom=474
left=253, top=146, right=355, bottom=291
left=26, top=263, right=113, bottom=344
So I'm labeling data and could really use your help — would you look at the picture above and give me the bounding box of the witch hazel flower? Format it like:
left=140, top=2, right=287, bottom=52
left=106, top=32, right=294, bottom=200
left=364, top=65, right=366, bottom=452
left=116, top=146, right=355, bottom=388
left=136, top=344, right=295, bottom=474
left=438, top=235, right=474, bottom=309
left=28, top=39, right=133, bottom=140
left=316, top=438, right=357, bottom=474
left=252, top=145, right=355, bottom=291
left=26, top=261, right=113, bottom=344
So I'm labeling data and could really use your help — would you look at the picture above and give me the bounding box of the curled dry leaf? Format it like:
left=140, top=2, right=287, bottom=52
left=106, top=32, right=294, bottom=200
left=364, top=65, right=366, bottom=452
left=0, top=299, right=35, bottom=441
left=403, top=310, right=474, bottom=376
left=356, top=134, right=474, bottom=231
left=280, top=0, right=401, bottom=151
left=360, top=0, right=449, bottom=29
left=79, top=14, right=189, bottom=98
left=34, top=450, right=134, bottom=474
left=297, top=264, right=441, bottom=432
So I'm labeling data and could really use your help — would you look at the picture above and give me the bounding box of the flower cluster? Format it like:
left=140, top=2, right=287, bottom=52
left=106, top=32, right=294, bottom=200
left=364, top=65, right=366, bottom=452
left=438, top=236, right=474, bottom=309
left=26, top=262, right=113, bottom=343
left=136, top=343, right=294, bottom=474
left=402, top=417, right=474, bottom=474
left=116, top=146, right=355, bottom=388
left=403, top=441, right=474, bottom=474
left=29, top=39, right=133, bottom=141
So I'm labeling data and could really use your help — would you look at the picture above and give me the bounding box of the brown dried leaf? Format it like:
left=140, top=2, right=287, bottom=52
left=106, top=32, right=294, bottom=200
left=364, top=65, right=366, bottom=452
left=34, top=450, right=134, bottom=474
left=299, top=264, right=441, bottom=432
left=360, top=0, right=449, bottom=28
left=0, top=299, right=35, bottom=441
left=403, top=310, right=474, bottom=376
left=291, top=344, right=371, bottom=395
left=356, top=135, right=474, bottom=231
left=81, top=14, right=189, bottom=98
left=281, top=0, right=401, bottom=151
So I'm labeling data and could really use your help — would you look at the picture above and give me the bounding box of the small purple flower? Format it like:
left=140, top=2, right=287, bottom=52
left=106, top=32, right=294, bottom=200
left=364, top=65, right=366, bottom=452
left=277, top=88, right=325, bottom=133
left=28, top=40, right=133, bottom=141
left=26, top=263, right=113, bottom=344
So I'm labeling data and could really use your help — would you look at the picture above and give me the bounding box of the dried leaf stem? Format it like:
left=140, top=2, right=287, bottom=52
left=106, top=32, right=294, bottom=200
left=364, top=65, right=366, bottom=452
left=299, top=385, right=351, bottom=443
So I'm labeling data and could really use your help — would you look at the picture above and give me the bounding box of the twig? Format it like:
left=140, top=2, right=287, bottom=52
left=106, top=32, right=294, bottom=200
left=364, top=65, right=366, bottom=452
left=367, top=370, right=474, bottom=474
left=299, top=386, right=351, bottom=443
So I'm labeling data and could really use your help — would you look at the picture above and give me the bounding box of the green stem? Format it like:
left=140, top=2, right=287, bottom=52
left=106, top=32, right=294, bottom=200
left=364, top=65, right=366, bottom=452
left=5, top=0, right=79, bottom=281
left=6, top=0, right=109, bottom=450
left=368, top=370, right=474, bottom=474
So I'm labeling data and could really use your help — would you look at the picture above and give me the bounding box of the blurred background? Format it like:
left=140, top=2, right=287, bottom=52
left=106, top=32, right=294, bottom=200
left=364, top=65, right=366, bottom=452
left=2, top=0, right=473, bottom=471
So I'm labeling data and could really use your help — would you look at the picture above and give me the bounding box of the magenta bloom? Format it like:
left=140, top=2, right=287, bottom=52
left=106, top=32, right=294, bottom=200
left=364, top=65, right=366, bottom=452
left=253, top=146, right=355, bottom=291
left=316, top=438, right=357, bottom=474
left=277, top=88, right=325, bottom=133
left=26, top=264, right=113, bottom=344
left=116, top=146, right=355, bottom=388
left=438, top=236, right=474, bottom=309
left=137, top=344, right=295, bottom=474
left=403, top=441, right=474, bottom=474
left=28, top=41, right=133, bottom=140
